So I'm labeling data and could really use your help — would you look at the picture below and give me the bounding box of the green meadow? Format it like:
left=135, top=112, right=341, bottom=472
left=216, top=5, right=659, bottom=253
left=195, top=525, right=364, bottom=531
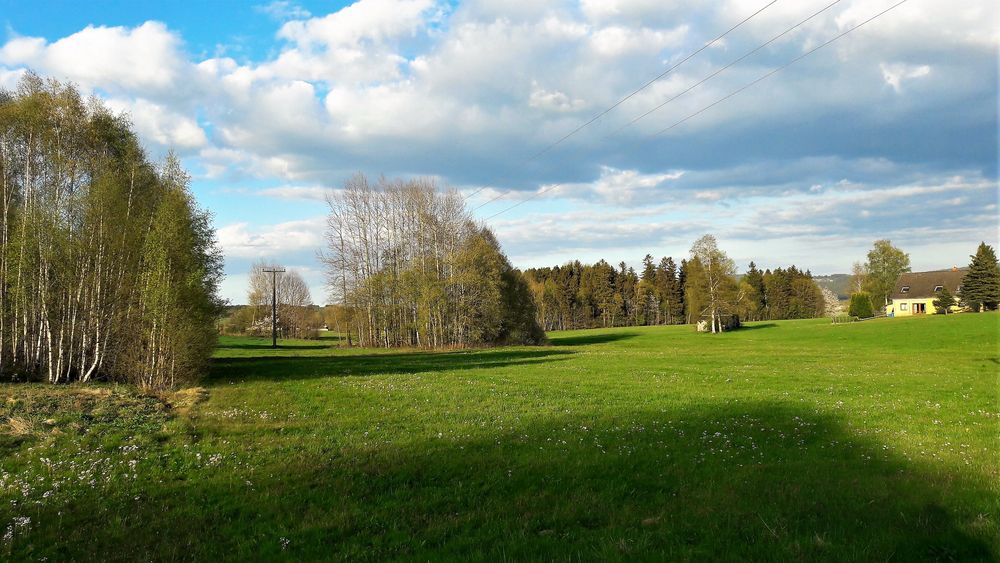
left=2, top=314, right=998, bottom=561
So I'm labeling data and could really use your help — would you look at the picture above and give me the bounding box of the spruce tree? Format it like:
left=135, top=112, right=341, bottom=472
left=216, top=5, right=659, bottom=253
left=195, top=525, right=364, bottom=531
left=933, top=287, right=957, bottom=314
left=960, top=242, right=1000, bottom=312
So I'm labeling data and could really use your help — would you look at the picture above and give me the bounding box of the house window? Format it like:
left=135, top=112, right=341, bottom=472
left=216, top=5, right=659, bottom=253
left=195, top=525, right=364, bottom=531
left=900, top=303, right=908, bottom=311
left=901, top=286, right=910, bottom=293
left=934, top=285, right=943, bottom=292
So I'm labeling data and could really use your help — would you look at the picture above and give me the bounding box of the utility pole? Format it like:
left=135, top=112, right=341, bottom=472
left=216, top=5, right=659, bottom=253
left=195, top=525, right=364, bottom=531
left=263, top=267, right=285, bottom=348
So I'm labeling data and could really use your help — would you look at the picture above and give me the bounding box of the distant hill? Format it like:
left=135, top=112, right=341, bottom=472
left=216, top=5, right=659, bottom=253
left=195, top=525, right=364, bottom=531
left=813, top=274, right=853, bottom=300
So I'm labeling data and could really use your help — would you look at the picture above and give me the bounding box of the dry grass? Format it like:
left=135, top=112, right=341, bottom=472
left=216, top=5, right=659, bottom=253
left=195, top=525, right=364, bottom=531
left=164, top=386, right=208, bottom=417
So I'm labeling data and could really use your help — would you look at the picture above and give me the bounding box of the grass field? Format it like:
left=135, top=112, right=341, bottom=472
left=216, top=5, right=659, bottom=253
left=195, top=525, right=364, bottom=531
left=1, top=314, right=998, bottom=561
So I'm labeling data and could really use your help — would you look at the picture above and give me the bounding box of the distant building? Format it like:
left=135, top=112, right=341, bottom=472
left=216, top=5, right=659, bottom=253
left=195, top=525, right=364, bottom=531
left=885, top=267, right=966, bottom=317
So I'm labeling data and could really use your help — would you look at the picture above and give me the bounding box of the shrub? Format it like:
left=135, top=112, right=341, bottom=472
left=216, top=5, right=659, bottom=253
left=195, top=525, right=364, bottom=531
left=849, top=292, right=875, bottom=318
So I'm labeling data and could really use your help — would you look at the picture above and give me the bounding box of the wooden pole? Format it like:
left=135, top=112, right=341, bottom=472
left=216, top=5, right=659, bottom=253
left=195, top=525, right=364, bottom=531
left=263, top=268, right=285, bottom=348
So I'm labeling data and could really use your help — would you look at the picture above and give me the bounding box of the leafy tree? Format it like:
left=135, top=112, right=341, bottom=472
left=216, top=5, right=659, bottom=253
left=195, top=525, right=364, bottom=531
left=0, top=76, right=221, bottom=388
left=848, top=292, right=875, bottom=318
left=322, top=176, right=544, bottom=347
left=960, top=242, right=1000, bottom=312
left=687, top=235, right=739, bottom=333
left=862, top=240, right=911, bottom=307
left=933, top=287, right=957, bottom=314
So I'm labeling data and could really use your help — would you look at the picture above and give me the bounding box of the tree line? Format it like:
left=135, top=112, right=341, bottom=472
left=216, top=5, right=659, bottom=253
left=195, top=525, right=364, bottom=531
left=322, top=174, right=544, bottom=348
left=0, top=75, right=223, bottom=388
left=523, top=235, right=829, bottom=332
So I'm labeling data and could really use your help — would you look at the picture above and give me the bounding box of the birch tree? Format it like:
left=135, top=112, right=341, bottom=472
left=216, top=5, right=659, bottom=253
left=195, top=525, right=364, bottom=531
left=0, top=75, right=222, bottom=388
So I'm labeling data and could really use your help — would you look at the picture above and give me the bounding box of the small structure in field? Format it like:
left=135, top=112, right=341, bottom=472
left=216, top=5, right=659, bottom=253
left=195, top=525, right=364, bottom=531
left=697, top=315, right=741, bottom=332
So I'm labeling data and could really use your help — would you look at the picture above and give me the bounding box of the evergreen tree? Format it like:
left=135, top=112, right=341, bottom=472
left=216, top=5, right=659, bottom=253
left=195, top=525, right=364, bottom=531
left=960, top=242, right=1000, bottom=312
left=933, top=287, right=957, bottom=314
left=743, top=262, right=766, bottom=321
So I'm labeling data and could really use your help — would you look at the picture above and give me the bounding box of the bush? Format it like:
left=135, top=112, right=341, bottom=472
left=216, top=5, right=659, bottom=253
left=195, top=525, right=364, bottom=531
left=848, top=292, right=875, bottom=318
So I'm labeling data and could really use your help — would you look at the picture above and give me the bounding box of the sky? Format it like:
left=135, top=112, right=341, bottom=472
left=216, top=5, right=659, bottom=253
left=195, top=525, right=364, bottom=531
left=1, top=0, right=996, bottom=304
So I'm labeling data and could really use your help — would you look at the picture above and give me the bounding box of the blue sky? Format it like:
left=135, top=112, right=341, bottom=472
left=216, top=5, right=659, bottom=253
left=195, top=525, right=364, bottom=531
left=1, top=0, right=996, bottom=304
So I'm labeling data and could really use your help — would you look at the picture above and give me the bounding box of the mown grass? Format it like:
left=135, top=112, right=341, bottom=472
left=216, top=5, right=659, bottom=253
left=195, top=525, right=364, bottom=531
left=1, top=314, right=997, bottom=561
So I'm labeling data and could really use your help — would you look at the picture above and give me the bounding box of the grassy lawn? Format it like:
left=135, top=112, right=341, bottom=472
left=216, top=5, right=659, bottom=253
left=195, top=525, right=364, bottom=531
left=1, top=314, right=998, bottom=560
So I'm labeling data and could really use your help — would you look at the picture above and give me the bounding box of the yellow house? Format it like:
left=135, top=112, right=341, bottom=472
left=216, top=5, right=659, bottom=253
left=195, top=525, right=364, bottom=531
left=885, top=267, right=966, bottom=317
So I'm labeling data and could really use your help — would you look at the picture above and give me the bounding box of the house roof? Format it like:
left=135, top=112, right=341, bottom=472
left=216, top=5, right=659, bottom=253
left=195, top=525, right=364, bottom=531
left=891, top=268, right=967, bottom=300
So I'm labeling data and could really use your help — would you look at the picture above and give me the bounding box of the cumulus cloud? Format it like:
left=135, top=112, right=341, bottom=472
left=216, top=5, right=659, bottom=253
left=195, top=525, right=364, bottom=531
left=0, top=0, right=995, bottom=301
left=217, top=218, right=325, bottom=258
left=106, top=98, right=208, bottom=149
left=0, top=22, right=187, bottom=93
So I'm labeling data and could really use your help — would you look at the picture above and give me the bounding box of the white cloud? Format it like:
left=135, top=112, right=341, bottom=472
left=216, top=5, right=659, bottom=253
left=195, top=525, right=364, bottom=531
left=0, top=22, right=187, bottom=93
left=255, top=1, right=311, bottom=21
left=277, top=0, right=437, bottom=48
left=217, top=218, right=325, bottom=258
left=528, top=84, right=584, bottom=112
left=258, top=185, right=331, bottom=201
left=0, top=0, right=995, bottom=303
left=880, top=62, right=931, bottom=92
left=106, top=98, right=208, bottom=149
left=542, top=166, right=686, bottom=205
left=589, top=25, right=687, bottom=57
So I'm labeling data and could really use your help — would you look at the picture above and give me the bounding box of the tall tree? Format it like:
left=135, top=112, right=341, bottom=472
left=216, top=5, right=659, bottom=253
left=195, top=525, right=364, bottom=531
left=0, top=77, right=222, bottom=387
left=321, top=174, right=544, bottom=348
left=687, top=235, right=739, bottom=333
left=960, top=242, right=1000, bottom=312
left=850, top=261, right=868, bottom=294
left=743, top=262, right=766, bottom=321
left=862, top=240, right=911, bottom=307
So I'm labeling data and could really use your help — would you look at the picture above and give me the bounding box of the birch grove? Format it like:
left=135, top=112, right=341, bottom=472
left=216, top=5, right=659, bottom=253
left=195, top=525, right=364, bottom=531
left=322, top=174, right=544, bottom=348
left=0, top=75, right=223, bottom=388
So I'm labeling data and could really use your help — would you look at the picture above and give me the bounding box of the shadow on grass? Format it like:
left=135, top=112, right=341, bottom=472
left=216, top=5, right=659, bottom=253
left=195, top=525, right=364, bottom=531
left=217, top=343, right=331, bottom=351
left=549, top=332, right=640, bottom=346
left=738, top=322, right=779, bottom=331
left=207, top=348, right=576, bottom=384
left=21, top=401, right=994, bottom=561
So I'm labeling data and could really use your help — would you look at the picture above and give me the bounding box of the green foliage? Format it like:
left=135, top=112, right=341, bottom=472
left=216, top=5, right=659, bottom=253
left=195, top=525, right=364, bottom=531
left=849, top=292, right=875, bottom=318
left=0, top=76, right=222, bottom=387
left=933, top=286, right=957, bottom=314
left=1, top=314, right=996, bottom=559
left=960, top=242, right=1000, bottom=312
left=524, top=255, right=825, bottom=330
left=862, top=239, right=911, bottom=307
left=323, top=176, right=544, bottom=348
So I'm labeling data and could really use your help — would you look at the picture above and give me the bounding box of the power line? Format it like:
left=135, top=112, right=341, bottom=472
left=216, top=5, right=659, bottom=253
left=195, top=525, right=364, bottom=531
left=462, top=0, right=781, bottom=206
left=529, top=0, right=780, bottom=160
left=648, top=0, right=908, bottom=139
left=484, top=0, right=909, bottom=222
left=611, top=0, right=843, bottom=137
